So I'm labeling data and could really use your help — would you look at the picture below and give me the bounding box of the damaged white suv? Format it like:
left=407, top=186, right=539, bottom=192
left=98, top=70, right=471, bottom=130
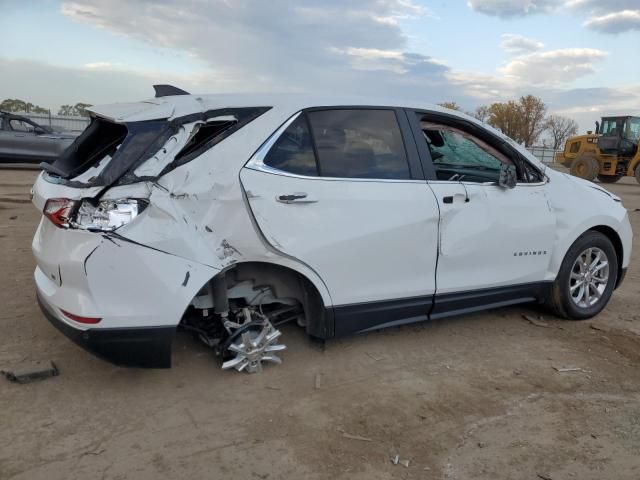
left=32, top=85, right=632, bottom=371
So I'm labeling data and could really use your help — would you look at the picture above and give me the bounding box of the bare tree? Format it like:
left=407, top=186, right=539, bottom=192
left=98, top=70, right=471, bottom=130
left=546, top=115, right=579, bottom=150
left=438, top=102, right=461, bottom=111
left=473, top=105, right=490, bottom=122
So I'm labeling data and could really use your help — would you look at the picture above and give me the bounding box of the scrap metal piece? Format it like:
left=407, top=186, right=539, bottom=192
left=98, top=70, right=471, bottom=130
left=1, top=361, right=59, bottom=384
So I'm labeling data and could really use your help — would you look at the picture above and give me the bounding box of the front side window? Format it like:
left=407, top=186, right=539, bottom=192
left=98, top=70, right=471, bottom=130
left=263, top=115, right=318, bottom=176
left=601, top=119, right=623, bottom=137
left=307, top=109, right=410, bottom=179
left=420, top=120, right=512, bottom=183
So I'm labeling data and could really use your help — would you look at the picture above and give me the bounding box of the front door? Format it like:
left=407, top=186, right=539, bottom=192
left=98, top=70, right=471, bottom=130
left=408, top=110, right=556, bottom=317
left=240, top=108, right=440, bottom=335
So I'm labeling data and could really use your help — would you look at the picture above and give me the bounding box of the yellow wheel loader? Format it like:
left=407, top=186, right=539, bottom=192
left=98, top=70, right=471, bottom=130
left=556, top=116, right=640, bottom=184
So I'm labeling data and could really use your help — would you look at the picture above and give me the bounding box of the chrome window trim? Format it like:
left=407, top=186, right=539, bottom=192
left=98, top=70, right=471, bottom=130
left=245, top=110, right=426, bottom=184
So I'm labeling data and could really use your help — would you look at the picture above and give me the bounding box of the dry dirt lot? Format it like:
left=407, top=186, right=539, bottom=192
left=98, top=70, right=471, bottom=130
left=1, top=169, right=639, bottom=480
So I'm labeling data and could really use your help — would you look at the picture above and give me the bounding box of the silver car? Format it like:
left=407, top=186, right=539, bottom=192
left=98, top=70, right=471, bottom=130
left=0, top=111, right=74, bottom=164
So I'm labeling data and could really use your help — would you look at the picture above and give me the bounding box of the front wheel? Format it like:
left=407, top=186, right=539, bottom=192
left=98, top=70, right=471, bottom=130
left=547, top=231, right=618, bottom=320
left=570, top=155, right=599, bottom=180
left=597, top=174, right=622, bottom=183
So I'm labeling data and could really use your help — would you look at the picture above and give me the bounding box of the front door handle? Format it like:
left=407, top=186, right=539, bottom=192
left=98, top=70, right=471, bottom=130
left=442, top=193, right=469, bottom=204
left=276, top=192, right=317, bottom=204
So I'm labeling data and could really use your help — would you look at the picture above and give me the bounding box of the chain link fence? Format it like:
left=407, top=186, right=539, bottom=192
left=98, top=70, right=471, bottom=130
left=526, top=146, right=562, bottom=165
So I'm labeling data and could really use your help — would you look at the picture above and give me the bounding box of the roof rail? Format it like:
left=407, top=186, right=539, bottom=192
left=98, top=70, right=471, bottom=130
left=153, top=85, right=190, bottom=98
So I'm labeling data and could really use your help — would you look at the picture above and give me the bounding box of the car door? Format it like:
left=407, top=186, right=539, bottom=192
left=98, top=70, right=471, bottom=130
left=5, top=117, right=43, bottom=159
left=407, top=109, right=555, bottom=318
left=240, top=107, right=440, bottom=335
left=0, top=116, right=13, bottom=159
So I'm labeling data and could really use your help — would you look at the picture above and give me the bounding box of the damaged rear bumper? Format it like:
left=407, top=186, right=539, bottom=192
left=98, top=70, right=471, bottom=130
left=37, top=292, right=175, bottom=368
left=32, top=216, right=219, bottom=368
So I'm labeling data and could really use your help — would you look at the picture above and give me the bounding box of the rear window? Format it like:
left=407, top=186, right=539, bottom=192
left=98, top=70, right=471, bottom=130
left=307, top=109, right=410, bottom=179
left=50, top=118, right=129, bottom=179
left=264, top=115, right=318, bottom=176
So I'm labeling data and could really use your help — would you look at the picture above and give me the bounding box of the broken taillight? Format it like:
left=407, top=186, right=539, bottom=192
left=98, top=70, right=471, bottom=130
left=43, top=198, right=76, bottom=228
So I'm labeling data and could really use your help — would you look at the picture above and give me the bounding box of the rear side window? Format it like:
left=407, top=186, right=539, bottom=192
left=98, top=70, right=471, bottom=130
left=264, top=115, right=318, bottom=176
left=307, top=109, right=410, bottom=179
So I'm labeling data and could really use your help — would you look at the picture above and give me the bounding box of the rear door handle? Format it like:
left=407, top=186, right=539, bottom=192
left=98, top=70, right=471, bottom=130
left=276, top=192, right=318, bottom=204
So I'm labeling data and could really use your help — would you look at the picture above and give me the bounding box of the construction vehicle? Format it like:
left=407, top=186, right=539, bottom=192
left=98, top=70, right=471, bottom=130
left=556, top=116, right=640, bottom=184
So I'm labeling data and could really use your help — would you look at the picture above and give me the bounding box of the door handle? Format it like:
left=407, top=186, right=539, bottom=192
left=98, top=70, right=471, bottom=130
left=276, top=192, right=317, bottom=204
left=442, top=194, right=469, bottom=204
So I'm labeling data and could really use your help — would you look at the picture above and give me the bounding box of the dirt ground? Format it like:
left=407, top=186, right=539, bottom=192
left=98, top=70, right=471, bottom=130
left=1, top=169, right=639, bottom=480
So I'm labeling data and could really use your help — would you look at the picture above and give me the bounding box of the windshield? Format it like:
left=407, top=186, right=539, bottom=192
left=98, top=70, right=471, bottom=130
left=624, top=117, right=640, bottom=142
left=600, top=118, right=623, bottom=136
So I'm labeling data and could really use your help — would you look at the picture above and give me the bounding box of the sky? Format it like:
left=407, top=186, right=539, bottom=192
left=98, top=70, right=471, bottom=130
left=1, top=0, right=639, bottom=134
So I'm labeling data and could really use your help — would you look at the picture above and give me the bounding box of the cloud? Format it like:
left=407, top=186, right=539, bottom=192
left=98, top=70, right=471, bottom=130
left=331, top=47, right=448, bottom=75
left=467, top=0, right=559, bottom=17
left=498, top=48, right=607, bottom=85
left=56, top=0, right=461, bottom=101
left=501, top=34, right=544, bottom=55
left=0, top=57, right=218, bottom=110
left=583, top=9, right=640, bottom=33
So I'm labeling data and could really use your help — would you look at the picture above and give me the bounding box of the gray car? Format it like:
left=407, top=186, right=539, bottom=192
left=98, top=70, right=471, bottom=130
left=0, top=112, right=75, bottom=164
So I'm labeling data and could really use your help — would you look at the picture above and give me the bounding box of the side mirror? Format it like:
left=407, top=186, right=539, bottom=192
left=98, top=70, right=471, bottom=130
left=498, top=164, right=517, bottom=189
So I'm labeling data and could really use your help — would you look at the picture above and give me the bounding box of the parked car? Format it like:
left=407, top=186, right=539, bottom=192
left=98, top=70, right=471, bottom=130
left=31, top=86, right=632, bottom=372
left=0, top=111, right=74, bottom=164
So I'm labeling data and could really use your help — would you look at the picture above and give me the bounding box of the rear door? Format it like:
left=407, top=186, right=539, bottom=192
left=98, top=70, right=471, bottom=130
left=240, top=107, right=440, bottom=335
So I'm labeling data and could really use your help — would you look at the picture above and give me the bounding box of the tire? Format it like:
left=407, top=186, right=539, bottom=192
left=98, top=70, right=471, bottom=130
left=635, top=164, right=640, bottom=185
left=570, top=155, right=599, bottom=180
left=597, top=174, right=622, bottom=183
left=547, top=231, right=618, bottom=320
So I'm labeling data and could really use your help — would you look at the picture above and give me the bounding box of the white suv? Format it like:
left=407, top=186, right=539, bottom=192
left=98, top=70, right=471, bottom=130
left=32, top=86, right=632, bottom=372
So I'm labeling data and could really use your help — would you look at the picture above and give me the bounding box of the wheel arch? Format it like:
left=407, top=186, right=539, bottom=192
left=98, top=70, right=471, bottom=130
left=194, top=261, right=334, bottom=339
left=588, top=225, right=624, bottom=288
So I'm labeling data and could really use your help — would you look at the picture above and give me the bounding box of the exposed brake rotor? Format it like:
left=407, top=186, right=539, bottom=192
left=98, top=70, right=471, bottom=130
left=221, top=318, right=286, bottom=374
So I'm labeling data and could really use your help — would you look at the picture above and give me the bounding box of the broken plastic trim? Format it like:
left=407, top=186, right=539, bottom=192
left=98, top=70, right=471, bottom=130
left=44, top=107, right=271, bottom=190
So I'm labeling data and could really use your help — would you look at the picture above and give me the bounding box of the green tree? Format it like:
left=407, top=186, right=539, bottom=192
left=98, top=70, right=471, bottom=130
left=57, top=102, right=93, bottom=117
left=0, top=98, right=49, bottom=114
left=486, top=95, right=547, bottom=146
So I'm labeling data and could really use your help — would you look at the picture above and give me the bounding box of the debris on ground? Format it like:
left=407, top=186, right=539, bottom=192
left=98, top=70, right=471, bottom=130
left=537, top=474, right=553, bottom=480
left=9, top=215, right=17, bottom=220
left=337, top=427, right=372, bottom=442
left=314, top=373, right=322, bottom=390
left=522, top=314, right=550, bottom=328
left=552, top=366, right=584, bottom=373
left=590, top=324, right=611, bottom=333
left=390, top=454, right=410, bottom=467
left=1, top=361, right=59, bottom=384
left=366, top=352, right=384, bottom=361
